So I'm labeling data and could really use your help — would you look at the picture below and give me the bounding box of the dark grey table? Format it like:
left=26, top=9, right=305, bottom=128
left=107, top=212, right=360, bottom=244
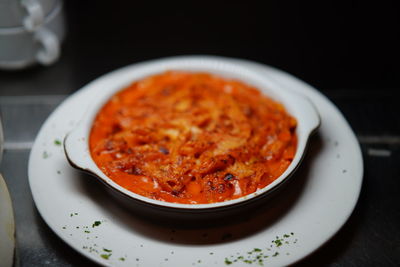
left=1, top=1, right=399, bottom=266
left=1, top=67, right=399, bottom=267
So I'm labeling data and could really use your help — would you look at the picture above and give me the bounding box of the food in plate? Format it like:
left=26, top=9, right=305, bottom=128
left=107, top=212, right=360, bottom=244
left=89, top=71, right=297, bottom=204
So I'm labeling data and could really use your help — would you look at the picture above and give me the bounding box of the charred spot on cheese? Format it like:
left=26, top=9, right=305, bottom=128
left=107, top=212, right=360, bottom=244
left=89, top=71, right=297, bottom=204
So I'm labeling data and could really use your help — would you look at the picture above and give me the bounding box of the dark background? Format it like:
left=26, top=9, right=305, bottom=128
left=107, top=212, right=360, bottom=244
left=63, top=0, right=400, bottom=90
left=0, top=1, right=399, bottom=266
left=1, top=0, right=399, bottom=94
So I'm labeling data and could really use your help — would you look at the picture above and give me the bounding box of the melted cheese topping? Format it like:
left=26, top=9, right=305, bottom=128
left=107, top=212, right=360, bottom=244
left=90, top=71, right=297, bottom=204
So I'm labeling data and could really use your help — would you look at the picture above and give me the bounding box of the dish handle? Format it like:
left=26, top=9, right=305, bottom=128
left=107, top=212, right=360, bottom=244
left=64, top=126, right=94, bottom=173
left=285, top=91, right=321, bottom=137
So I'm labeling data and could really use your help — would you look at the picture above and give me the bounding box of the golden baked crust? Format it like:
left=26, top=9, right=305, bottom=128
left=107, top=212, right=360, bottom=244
left=90, top=71, right=297, bottom=204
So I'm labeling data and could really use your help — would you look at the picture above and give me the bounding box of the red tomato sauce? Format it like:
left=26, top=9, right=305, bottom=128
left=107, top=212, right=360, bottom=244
left=89, top=71, right=297, bottom=204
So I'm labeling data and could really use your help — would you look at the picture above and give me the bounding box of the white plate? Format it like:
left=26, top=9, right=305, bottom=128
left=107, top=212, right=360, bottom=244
left=28, top=56, right=363, bottom=267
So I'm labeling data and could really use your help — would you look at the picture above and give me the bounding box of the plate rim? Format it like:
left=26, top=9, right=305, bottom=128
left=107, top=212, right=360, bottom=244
left=28, top=55, right=364, bottom=267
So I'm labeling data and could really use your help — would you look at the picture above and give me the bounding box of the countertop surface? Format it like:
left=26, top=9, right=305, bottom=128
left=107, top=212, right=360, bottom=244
left=0, top=1, right=399, bottom=266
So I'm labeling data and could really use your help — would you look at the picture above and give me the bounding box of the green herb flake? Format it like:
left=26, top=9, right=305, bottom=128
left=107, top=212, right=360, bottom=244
left=54, top=139, right=62, bottom=146
left=100, top=254, right=111, bottom=260
left=272, top=252, right=279, bottom=257
left=62, top=226, right=66, bottom=229
left=84, top=230, right=90, bottom=233
left=103, top=248, right=112, bottom=252
left=92, top=221, right=101, bottom=227
left=119, top=257, right=125, bottom=261
left=225, top=258, right=233, bottom=265
left=283, top=234, right=290, bottom=238
left=253, top=248, right=262, bottom=252
left=274, top=239, right=283, bottom=247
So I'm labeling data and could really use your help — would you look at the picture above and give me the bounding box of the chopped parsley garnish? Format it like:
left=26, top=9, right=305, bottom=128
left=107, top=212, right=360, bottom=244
left=92, top=221, right=101, bottom=227
left=222, top=233, right=296, bottom=265
left=225, top=258, right=233, bottom=265
left=103, top=248, right=112, bottom=252
left=119, top=257, right=125, bottom=261
left=54, top=139, right=62, bottom=146
left=100, top=254, right=111, bottom=260
left=274, top=239, right=283, bottom=247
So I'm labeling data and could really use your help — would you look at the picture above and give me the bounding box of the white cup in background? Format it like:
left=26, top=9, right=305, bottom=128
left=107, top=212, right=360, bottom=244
left=0, top=0, right=65, bottom=70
